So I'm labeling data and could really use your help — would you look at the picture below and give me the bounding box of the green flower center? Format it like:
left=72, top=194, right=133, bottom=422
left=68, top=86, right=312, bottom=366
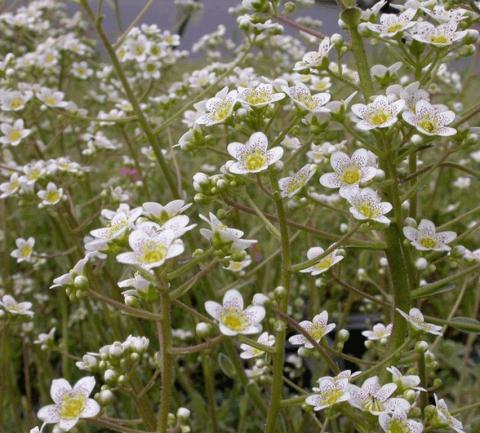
left=321, top=388, right=344, bottom=406
left=245, top=91, right=270, bottom=106
left=20, top=245, right=32, bottom=257
left=44, top=96, right=58, bottom=106
left=341, top=167, right=361, bottom=184
left=418, top=119, right=437, bottom=133
left=388, top=419, right=409, bottom=433
left=308, top=324, right=326, bottom=341
left=244, top=151, right=267, bottom=171
left=140, top=243, right=167, bottom=264
left=213, top=102, right=232, bottom=121
left=8, top=180, right=20, bottom=192
left=419, top=236, right=437, bottom=249
left=314, top=256, right=333, bottom=271
left=46, top=190, right=60, bottom=203
left=364, top=397, right=384, bottom=413
left=60, top=394, right=86, bottom=420
left=370, top=110, right=390, bottom=126
left=221, top=308, right=249, bottom=331
left=298, top=95, right=316, bottom=110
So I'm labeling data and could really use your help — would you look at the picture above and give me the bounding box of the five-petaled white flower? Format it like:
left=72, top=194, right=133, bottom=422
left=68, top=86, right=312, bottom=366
left=237, top=83, right=285, bottom=108
left=403, top=219, right=456, bottom=251
left=224, top=255, right=252, bottom=273
left=402, top=100, right=456, bottom=136
left=344, top=188, right=392, bottom=224
left=320, top=149, right=377, bottom=198
left=38, top=376, right=100, bottom=431
left=227, top=132, right=283, bottom=174
left=205, top=289, right=265, bottom=336
left=196, top=87, right=238, bottom=126
left=0, top=294, right=33, bottom=317
left=306, top=376, right=350, bottom=411
left=293, top=37, right=332, bottom=71
left=352, top=96, right=405, bottom=130
left=300, top=246, right=344, bottom=276
left=422, top=6, right=469, bottom=23
left=433, top=395, right=465, bottom=433
left=116, top=228, right=184, bottom=270
left=411, top=21, right=467, bottom=47
left=282, top=82, right=331, bottom=113
left=362, top=323, right=392, bottom=341
left=0, top=173, right=22, bottom=198
left=279, top=164, right=316, bottom=198
left=37, top=182, right=64, bottom=206
left=397, top=308, right=443, bottom=336
left=366, top=9, right=417, bottom=38
left=387, top=366, right=423, bottom=391
left=10, top=237, right=35, bottom=263
left=348, top=376, right=410, bottom=415
left=36, top=88, right=69, bottom=108
left=240, top=331, right=275, bottom=359
left=0, top=89, right=32, bottom=111
left=386, top=82, right=429, bottom=113
left=379, top=410, right=424, bottom=433
left=0, top=119, right=31, bottom=146
left=288, top=311, right=336, bottom=348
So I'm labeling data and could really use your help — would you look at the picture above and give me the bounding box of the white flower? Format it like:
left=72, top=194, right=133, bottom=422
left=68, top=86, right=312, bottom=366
left=379, top=410, right=424, bottom=433
left=38, top=377, right=100, bottom=431
left=320, top=149, right=377, bottom=198
left=34, top=327, right=56, bottom=347
left=10, top=237, right=35, bottom=263
left=200, top=212, right=257, bottom=251
left=387, top=366, right=423, bottom=391
left=116, top=228, right=184, bottom=270
left=227, top=132, right=283, bottom=174
left=282, top=82, right=331, bottom=112
left=306, top=376, right=350, bottom=411
left=352, top=96, right=404, bottom=130
left=306, top=141, right=337, bottom=164
left=344, top=188, right=392, bottom=224
left=386, top=82, right=429, bottom=113
left=0, top=89, right=32, bottom=111
left=299, top=246, right=344, bottom=276
left=37, top=182, right=64, bottom=206
left=403, top=219, right=456, bottom=251
left=50, top=257, right=89, bottom=290
left=239, top=332, right=275, bottom=359
left=223, top=255, right=252, bottom=273
left=422, top=6, right=469, bottom=23
left=362, top=323, right=392, bottom=341
left=196, top=87, right=238, bottom=126
left=0, top=173, right=22, bottom=198
left=402, top=100, right=456, bottom=136
left=279, top=164, right=316, bottom=198
left=237, top=83, right=285, bottom=108
left=397, top=308, right=443, bottom=336
left=434, top=395, right=465, bottom=433
left=205, top=289, right=265, bottom=336
left=410, top=21, right=467, bottom=47
left=366, top=9, right=417, bottom=37
left=36, top=88, right=69, bottom=108
left=348, top=376, right=410, bottom=415
left=90, top=207, right=142, bottom=243
left=0, top=119, right=31, bottom=146
left=142, top=200, right=192, bottom=224
left=293, top=37, right=332, bottom=71
left=0, top=294, right=33, bottom=317
left=288, top=311, right=336, bottom=348
left=71, top=61, right=93, bottom=80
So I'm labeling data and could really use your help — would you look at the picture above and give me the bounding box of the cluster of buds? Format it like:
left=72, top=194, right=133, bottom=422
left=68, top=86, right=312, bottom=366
left=50, top=257, right=90, bottom=301
left=168, top=407, right=192, bottom=433
left=76, top=335, right=150, bottom=388
left=192, top=171, right=239, bottom=203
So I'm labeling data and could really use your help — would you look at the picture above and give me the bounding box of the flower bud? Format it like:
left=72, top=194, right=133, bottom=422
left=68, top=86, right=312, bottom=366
left=196, top=322, right=213, bottom=338
left=337, top=329, right=350, bottom=342
left=415, top=341, right=428, bottom=353
left=415, top=258, right=428, bottom=270
left=177, top=407, right=191, bottom=421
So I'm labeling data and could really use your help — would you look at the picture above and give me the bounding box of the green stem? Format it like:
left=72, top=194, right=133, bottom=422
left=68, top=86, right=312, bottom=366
left=202, top=352, right=219, bottom=433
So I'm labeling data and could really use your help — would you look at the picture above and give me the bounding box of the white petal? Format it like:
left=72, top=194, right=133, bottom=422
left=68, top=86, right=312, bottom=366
left=73, top=376, right=95, bottom=397
left=223, top=289, right=244, bottom=309
left=81, top=398, right=101, bottom=418
left=205, top=301, right=222, bottom=320
left=50, top=378, right=72, bottom=403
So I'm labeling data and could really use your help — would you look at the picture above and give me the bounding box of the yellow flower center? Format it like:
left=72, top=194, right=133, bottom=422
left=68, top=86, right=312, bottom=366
left=245, top=90, right=270, bottom=106
left=357, top=202, right=380, bottom=219
left=10, top=98, right=23, bottom=109
left=107, top=221, right=127, bottom=238
left=314, top=256, right=333, bottom=271
left=20, top=245, right=32, bottom=257
left=364, top=397, right=384, bottom=413
left=60, top=394, right=86, bottom=420
left=8, top=180, right=20, bottom=192
left=213, top=102, right=232, bottom=122
left=27, top=169, right=41, bottom=181
left=388, top=419, right=409, bottom=433
left=320, top=388, right=344, bottom=406
left=46, top=53, right=55, bottom=63
left=298, top=95, right=316, bottom=110
left=387, top=23, right=403, bottom=33
left=341, top=166, right=361, bottom=184
left=244, top=151, right=267, bottom=171
left=140, top=243, right=167, bottom=264
left=45, top=190, right=60, bottom=203
left=430, top=35, right=449, bottom=44
left=44, top=96, right=58, bottom=106
left=419, top=236, right=437, bottom=249
left=221, top=308, right=249, bottom=332
left=370, top=110, right=390, bottom=126
left=418, top=119, right=437, bottom=133
left=308, top=324, right=326, bottom=341
left=8, top=130, right=22, bottom=143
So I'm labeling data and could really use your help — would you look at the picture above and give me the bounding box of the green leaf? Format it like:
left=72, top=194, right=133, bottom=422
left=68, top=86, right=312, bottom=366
left=448, top=317, right=480, bottom=334
left=217, top=352, right=235, bottom=379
